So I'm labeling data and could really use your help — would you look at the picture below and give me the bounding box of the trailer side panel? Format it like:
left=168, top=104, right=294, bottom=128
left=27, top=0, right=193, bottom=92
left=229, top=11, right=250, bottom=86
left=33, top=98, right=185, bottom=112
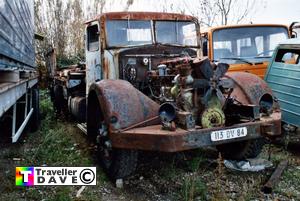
left=0, top=0, right=35, bottom=69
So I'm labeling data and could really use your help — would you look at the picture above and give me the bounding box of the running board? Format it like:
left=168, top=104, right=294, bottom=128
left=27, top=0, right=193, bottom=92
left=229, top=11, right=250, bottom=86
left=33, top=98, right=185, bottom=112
left=77, top=123, right=87, bottom=135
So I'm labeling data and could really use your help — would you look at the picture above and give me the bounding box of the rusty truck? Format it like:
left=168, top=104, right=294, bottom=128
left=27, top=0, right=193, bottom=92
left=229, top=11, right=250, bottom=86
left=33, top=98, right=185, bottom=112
left=49, top=12, right=281, bottom=179
left=0, top=0, right=40, bottom=143
left=202, top=24, right=290, bottom=79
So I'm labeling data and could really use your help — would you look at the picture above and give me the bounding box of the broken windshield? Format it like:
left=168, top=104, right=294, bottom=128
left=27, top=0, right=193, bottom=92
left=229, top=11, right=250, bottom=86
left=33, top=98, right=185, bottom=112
left=106, top=20, right=152, bottom=47
left=105, top=19, right=198, bottom=47
left=155, top=21, right=198, bottom=46
left=212, top=26, right=289, bottom=61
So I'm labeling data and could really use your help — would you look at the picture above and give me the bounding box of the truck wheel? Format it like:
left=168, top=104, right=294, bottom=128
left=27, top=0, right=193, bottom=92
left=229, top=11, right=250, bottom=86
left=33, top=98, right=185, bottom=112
left=53, top=85, right=63, bottom=113
left=30, top=87, right=40, bottom=132
left=96, top=122, right=138, bottom=180
left=53, top=85, right=68, bottom=116
left=87, top=93, right=138, bottom=179
left=216, top=138, right=265, bottom=160
left=98, top=147, right=138, bottom=180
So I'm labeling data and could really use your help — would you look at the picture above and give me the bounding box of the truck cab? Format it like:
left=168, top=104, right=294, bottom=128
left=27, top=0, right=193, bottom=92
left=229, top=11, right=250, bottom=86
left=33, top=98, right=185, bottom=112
left=202, top=24, right=290, bottom=79
left=85, top=12, right=201, bottom=94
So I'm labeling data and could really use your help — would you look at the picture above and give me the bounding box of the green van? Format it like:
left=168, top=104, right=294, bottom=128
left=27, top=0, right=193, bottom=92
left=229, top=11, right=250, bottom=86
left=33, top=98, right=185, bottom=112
left=265, top=38, right=300, bottom=128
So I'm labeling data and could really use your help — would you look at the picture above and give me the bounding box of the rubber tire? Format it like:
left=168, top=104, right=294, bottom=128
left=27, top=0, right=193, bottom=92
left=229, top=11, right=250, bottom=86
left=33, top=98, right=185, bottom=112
left=216, top=138, right=265, bottom=160
left=30, top=87, right=40, bottom=132
left=103, top=149, right=138, bottom=180
left=53, top=85, right=64, bottom=114
left=88, top=93, right=138, bottom=180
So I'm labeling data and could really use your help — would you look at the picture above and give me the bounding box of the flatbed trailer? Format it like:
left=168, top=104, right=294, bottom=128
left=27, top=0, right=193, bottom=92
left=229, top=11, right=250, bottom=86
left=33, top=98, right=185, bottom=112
left=0, top=0, right=39, bottom=142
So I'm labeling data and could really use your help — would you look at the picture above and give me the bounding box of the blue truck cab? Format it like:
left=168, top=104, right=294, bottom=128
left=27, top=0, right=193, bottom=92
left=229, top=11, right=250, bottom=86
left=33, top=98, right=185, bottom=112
left=265, top=39, right=300, bottom=127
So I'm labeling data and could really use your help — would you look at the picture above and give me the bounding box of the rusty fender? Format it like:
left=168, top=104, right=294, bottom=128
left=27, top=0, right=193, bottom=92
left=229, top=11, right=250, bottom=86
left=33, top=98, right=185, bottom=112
left=225, top=72, right=274, bottom=106
left=88, top=79, right=160, bottom=130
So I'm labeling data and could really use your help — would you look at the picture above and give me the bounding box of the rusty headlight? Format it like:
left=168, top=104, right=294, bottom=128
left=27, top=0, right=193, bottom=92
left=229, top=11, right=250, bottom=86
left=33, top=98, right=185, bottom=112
left=259, top=93, right=274, bottom=114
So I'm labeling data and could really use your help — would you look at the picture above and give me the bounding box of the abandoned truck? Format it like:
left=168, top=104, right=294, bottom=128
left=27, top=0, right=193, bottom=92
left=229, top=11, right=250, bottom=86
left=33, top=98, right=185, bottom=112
left=0, top=0, right=39, bottom=143
left=202, top=24, right=290, bottom=79
left=49, top=12, right=281, bottom=179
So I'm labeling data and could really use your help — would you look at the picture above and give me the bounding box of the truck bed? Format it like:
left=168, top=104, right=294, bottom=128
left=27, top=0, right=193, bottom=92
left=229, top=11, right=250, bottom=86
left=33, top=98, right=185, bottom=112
left=0, top=77, right=37, bottom=117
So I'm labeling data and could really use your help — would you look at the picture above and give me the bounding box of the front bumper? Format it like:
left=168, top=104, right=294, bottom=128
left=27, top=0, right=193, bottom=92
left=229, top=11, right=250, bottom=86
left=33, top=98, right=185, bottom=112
left=110, top=112, right=281, bottom=152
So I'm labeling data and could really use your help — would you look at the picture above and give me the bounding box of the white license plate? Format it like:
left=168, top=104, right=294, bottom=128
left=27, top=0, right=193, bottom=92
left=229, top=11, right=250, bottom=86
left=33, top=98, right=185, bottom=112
left=211, top=127, right=247, bottom=142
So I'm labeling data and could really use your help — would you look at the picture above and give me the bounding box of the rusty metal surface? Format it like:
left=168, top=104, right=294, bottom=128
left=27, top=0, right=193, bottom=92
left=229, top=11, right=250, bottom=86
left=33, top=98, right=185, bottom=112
left=260, top=112, right=281, bottom=137
left=225, top=72, right=274, bottom=106
left=110, top=111, right=281, bottom=152
left=86, top=12, right=198, bottom=24
left=89, top=79, right=160, bottom=130
left=120, top=116, right=160, bottom=132
left=262, top=160, right=288, bottom=194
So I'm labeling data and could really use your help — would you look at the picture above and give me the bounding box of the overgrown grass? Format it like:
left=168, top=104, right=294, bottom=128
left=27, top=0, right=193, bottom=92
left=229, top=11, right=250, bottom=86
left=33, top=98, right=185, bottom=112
left=274, top=166, right=300, bottom=199
left=181, top=176, right=207, bottom=201
left=0, top=90, right=106, bottom=201
left=25, top=91, right=91, bottom=166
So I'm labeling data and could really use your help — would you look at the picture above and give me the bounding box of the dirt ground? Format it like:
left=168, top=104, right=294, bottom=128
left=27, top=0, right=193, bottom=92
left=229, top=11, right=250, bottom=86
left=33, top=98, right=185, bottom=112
left=0, top=93, right=300, bottom=201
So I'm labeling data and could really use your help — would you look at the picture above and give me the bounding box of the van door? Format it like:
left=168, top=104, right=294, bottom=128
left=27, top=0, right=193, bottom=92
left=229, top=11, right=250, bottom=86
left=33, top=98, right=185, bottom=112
left=265, top=46, right=300, bottom=127
left=85, top=22, right=101, bottom=96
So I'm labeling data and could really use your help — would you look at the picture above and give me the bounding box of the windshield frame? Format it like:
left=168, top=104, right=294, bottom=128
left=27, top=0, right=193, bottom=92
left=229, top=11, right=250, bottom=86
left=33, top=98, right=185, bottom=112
left=104, top=19, right=200, bottom=48
left=104, top=19, right=153, bottom=48
left=154, top=20, right=199, bottom=47
left=211, top=25, right=289, bottom=61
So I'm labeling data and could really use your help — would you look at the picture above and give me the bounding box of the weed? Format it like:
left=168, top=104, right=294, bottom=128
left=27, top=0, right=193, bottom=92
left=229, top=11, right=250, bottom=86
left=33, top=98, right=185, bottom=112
left=181, top=176, right=207, bottom=201
left=40, top=90, right=54, bottom=120
left=211, top=152, right=228, bottom=201
left=160, top=157, right=180, bottom=181
left=49, top=187, right=72, bottom=201
left=186, top=155, right=205, bottom=172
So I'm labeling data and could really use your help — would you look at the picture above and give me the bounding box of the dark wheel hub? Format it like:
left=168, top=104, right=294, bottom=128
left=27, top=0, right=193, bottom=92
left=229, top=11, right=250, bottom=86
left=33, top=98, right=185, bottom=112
left=96, top=123, right=113, bottom=169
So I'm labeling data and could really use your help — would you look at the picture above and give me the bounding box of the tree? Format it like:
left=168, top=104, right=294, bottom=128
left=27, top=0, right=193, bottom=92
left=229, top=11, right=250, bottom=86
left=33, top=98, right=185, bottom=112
left=215, top=0, right=255, bottom=25
left=34, top=0, right=259, bottom=64
left=35, top=0, right=70, bottom=59
left=69, top=0, right=84, bottom=57
left=163, top=0, right=258, bottom=27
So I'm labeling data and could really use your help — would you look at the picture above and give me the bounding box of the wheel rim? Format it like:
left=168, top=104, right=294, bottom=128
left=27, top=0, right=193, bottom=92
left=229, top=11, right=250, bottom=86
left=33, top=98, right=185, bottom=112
left=96, top=121, right=114, bottom=169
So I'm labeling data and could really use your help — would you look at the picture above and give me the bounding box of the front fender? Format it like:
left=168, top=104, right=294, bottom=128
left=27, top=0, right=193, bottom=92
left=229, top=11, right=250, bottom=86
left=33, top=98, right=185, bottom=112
left=225, top=72, right=274, bottom=106
left=89, top=79, right=159, bottom=130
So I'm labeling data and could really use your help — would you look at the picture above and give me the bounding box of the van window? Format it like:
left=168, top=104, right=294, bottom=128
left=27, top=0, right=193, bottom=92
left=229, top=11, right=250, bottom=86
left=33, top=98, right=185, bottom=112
left=275, top=48, right=300, bottom=64
left=87, top=25, right=99, bottom=51
left=212, top=26, right=288, bottom=60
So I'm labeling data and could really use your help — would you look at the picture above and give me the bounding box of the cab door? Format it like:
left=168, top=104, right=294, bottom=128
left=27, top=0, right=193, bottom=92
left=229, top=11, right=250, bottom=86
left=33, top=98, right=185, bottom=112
left=85, top=21, right=102, bottom=96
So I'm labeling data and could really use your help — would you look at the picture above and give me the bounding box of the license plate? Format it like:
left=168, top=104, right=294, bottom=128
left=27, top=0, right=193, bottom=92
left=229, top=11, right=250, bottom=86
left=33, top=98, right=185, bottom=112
left=211, top=127, right=247, bottom=142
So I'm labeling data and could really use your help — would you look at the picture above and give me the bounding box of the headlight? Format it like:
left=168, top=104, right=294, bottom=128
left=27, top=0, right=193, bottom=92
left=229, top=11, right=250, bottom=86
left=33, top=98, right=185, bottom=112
left=259, top=93, right=273, bottom=114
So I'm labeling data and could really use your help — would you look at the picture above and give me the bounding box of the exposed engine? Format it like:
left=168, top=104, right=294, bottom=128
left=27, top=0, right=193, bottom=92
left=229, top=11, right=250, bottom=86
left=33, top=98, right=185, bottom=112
left=119, top=49, right=269, bottom=130
left=52, top=46, right=273, bottom=131
left=153, top=57, right=233, bottom=130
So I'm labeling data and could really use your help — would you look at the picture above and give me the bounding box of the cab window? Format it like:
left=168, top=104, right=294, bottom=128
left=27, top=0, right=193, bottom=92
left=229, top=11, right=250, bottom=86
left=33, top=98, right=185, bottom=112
left=87, top=25, right=99, bottom=51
